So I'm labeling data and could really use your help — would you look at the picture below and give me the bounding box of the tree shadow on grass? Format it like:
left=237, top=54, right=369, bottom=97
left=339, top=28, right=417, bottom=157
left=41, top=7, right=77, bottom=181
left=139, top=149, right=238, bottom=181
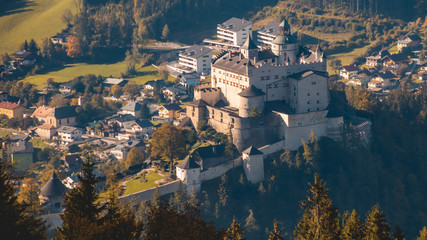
left=0, top=0, right=36, bottom=17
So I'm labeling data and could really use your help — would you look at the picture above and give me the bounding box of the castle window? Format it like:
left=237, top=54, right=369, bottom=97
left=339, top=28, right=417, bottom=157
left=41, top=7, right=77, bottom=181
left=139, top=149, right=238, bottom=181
left=312, top=81, right=317, bottom=85
left=317, top=100, right=320, bottom=104
left=275, top=75, right=279, bottom=79
left=192, top=107, right=195, bottom=111
left=232, top=118, right=235, bottom=123
left=307, top=93, right=311, bottom=96
left=272, top=59, right=275, bottom=63
left=317, top=92, right=320, bottom=95
left=297, top=122, right=302, bottom=126
left=192, top=112, right=195, bottom=117
left=308, top=109, right=311, bottom=112
left=274, top=84, right=278, bottom=88
left=266, top=76, right=270, bottom=80
left=307, top=101, right=312, bottom=104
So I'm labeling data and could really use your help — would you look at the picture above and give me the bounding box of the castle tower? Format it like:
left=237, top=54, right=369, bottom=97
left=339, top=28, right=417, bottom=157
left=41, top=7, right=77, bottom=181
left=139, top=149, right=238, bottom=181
left=186, top=99, right=208, bottom=130
left=241, top=35, right=259, bottom=61
left=176, top=156, right=201, bottom=193
left=242, top=146, right=264, bottom=183
left=238, top=85, right=265, bottom=118
left=271, top=19, right=299, bottom=65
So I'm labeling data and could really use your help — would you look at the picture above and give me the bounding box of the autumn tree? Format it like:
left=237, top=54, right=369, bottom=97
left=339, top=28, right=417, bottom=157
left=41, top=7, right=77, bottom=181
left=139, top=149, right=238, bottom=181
left=161, top=24, right=170, bottom=41
left=125, top=147, right=145, bottom=168
left=294, top=173, right=341, bottom=240
left=18, top=178, right=40, bottom=211
left=268, top=219, right=284, bottom=240
left=124, top=83, right=141, bottom=99
left=111, top=85, right=123, bottom=98
left=330, top=59, right=342, bottom=75
left=150, top=124, right=186, bottom=172
left=66, top=35, right=83, bottom=58
left=363, top=204, right=392, bottom=240
left=0, top=161, right=47, bottom=239
left=393, top=225, right=405, bottom=240
left=224, top=217, right=245, bottom=240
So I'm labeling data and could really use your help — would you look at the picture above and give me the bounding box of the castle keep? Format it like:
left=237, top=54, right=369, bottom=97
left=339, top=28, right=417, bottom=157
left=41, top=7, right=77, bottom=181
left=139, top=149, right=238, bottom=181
left=187, top=20, right=343, bottom=152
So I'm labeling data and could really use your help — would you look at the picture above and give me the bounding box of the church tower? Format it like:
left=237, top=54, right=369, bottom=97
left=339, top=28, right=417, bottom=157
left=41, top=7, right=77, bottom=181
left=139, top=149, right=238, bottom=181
left=241, top=35, right=259, bottom=61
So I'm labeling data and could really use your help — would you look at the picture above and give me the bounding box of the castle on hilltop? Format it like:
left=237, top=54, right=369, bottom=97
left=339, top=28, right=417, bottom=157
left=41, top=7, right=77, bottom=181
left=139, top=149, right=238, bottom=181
left=187, top=20, right=343, bottom=152
left=177, top=20, right=343, bottom=192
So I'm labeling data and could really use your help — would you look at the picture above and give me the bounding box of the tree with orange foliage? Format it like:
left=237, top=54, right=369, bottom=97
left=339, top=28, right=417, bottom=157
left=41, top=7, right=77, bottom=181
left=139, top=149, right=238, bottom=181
left=66, top=35, right=82, bottom=58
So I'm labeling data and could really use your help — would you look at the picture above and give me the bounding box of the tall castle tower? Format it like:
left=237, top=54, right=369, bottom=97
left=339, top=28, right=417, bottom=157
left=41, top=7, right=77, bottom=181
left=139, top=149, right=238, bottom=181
left=242, top=146, right=264, bottom=183
left=271, top=19, right=299, bottom=65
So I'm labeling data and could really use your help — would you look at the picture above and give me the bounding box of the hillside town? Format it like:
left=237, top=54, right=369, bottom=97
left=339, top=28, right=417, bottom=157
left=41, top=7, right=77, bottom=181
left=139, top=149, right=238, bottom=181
left=1, top=0, right=427, bottom=237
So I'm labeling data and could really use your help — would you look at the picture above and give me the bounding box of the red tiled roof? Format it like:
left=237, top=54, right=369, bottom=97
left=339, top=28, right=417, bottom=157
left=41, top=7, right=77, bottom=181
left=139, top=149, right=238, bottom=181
left=0, top=101, right=22, bottom=110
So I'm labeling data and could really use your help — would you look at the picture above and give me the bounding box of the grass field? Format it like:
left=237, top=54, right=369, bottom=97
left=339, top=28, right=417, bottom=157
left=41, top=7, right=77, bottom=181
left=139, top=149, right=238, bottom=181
left=123, top=170, right=163, bottom=196
left=327, top=43, right=374, bottom=74
left=0, top=0, right=76, bottom=54
left=29, top=138, right=49, bottom=149
left=23, top=63, right=175, bottom=89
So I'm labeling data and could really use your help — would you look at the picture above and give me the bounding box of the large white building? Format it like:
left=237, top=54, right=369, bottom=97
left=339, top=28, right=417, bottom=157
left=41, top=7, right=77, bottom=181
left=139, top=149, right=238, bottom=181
left=256, top=21, right=293, bottom=46
left=187, top=20, right=342, bottom=152
left=178, top=45, right=212, bottom=74
left=217, top=17, right=252, bottom=47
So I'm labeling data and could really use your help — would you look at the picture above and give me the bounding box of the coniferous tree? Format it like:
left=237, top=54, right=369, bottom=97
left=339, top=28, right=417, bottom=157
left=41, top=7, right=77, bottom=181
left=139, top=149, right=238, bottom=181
left=294, top=173, right=341, bottom=240
left=342, top=210, right=364, bottom=240
left=363, top=204, right=392, bottom=240
left=56, top=160, right=102, bottom=240
left=244, top=209, right=259, bottom=232
left=0, top=162, right=47, bottom=240
left=393, top=224, right=405, bottom=240
left=224, top=217, right=245, bottom=240
left=268, top=219, right=284, bottom=240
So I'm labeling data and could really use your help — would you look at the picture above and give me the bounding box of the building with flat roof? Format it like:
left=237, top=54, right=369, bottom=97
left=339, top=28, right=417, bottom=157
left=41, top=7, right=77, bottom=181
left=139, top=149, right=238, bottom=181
left=217, top=17, right=252, bottom=47
left=178, top=45, right=212, bottom=74
left=257, top=21, right=292, bottom=46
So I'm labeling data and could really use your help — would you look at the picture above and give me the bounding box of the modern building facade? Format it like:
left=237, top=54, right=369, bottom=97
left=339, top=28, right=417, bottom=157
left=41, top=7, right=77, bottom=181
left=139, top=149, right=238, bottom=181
left=217, top=17, right=252, bottom=47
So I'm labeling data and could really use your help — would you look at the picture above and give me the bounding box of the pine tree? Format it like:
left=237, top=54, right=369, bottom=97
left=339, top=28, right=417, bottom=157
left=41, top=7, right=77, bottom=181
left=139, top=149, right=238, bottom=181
left=417, top=226, right=427, bottom=240
left=363, top=204, right=392, bottom=240
left=244, top=209, right=259, bottom=232
left=393, top=224, right=405, bottom=240
left=0, top=162, right=47, bottom=239
left=268, top=219, right=284, bottom=240
left=342, top=210, right=364, bottom=240
left=161, top=24, right=170, bottom=41
left=218, top=174, right=228, bottom=207
left=56, top=160, right=103, bottom=239
left=294, top=173, right=341, bottom=240
left=224, top=217, right=245, bottom=240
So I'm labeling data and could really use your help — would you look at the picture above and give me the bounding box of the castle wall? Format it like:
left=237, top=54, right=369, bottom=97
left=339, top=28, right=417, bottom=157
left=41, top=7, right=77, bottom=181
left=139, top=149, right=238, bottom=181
left=259, top=139, right=286, bottom=155
left=199, top=157, right=242, bottom=182
left=194, top=87, right=223, bottom=106
left=326, top=116, right=344, bottom=141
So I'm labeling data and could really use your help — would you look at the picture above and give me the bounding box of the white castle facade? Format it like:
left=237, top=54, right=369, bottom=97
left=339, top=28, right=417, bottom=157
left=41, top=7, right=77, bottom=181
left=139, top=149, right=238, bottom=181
left=178, top=20, right=343, bottom=192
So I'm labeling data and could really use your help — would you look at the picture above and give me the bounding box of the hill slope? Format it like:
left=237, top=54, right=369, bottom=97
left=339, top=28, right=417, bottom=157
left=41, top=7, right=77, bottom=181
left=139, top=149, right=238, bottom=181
left=0, top=0, right=75, bottom=54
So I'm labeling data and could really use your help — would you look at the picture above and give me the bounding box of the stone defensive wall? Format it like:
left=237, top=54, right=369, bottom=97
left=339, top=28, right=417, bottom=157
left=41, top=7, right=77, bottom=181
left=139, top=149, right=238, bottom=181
left=199, top=157, right=243, bottom=182
left=119, top=180, right=182, bottom=202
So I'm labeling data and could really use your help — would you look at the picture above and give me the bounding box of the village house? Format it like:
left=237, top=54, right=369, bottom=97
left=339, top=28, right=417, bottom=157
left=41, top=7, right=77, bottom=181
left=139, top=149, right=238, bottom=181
left=59, top=82, right=73, bottom=93
left=0, top=101, right=25, bottom=118
left=32, top=106, right=77, bottom=128
left=12, top=51, right=36, bottom=66
left=108, top=140, right=142, bottom=160
left=368, top=71, right=397, bottom=89
left=397, top=34, right=422, bottom=51
left=382, top=53, right=409, bottom=69
left=162, top=86, right=187, bottom=101
left=365, top=50, right=390, bottom=67
left=144, top=80, right=167, bottom=90
left=177, top=45, right=212, bottom=74
left=103, top=78, right=127, bottom=91
left=216, top=17, right=252, bottom=47
left=57, top=126, right=83, bottom=145
left=155, top=103, right=183, bottom=121
left=35, top=124, right=57, bottom=139
left=120, top=101, right=142, bottom=118
left=8, top=135, right=34, bottom=170
left=340, top=65, right=360, bottom=79
left=125, top=120, right=155, bottom=139
left=179, top=72, right=200, bottom=87
left=50, top=31, right=71, bottom=45
left=106, top=114, right=137, bottom=130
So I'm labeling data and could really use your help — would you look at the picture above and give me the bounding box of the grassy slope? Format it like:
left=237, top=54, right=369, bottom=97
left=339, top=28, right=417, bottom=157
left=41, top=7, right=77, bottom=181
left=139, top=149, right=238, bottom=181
left=23, top=64, right=176, bottom=89
left=123, top=170, right=163, bottom=196
left=0, top=0, right=76, bottom=54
